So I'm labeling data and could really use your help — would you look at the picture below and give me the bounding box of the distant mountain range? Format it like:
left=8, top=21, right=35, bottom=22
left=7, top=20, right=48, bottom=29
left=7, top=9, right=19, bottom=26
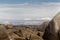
left=6, top=20, right=49, bottom=25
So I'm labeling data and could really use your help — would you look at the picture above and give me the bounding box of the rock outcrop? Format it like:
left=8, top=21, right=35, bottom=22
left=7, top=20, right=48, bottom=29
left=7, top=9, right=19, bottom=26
left=43, top=12, right=60, bottom=40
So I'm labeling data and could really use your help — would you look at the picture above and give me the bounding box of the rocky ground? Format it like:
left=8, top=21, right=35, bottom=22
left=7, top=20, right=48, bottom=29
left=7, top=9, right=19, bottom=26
left=0, top=22, right=49, bottom=40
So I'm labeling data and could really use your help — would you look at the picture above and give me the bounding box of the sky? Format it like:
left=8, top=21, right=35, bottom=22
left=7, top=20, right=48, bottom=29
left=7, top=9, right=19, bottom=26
left=0, top=0, right=60, bottom=4
left=0, top=0, right=60, bottom=24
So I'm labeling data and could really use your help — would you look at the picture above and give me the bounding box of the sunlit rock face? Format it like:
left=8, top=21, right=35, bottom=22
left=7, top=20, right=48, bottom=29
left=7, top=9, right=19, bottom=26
left=6, top=24, right=13, bottom=29
left=43, top=12, right=60, bottom=40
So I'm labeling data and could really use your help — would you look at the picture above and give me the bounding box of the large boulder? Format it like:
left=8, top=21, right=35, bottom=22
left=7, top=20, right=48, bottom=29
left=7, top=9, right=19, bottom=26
left=0, top=24, right=9, bottom=40
left=43, top=12, right=60, bottom=40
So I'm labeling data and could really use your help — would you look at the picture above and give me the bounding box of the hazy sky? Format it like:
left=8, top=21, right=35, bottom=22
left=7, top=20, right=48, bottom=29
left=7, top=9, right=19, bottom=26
left=0, top=0, right=60, bottom=21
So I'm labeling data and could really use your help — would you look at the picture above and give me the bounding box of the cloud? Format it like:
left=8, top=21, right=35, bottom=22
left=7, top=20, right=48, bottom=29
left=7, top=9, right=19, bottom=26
left=41, top=17, right=52, bottom=20
left=3, top=21, right=11, bottom=25
left=23, top=17, right=32, bottom=20
left=0, top=2, right=60, bottom=21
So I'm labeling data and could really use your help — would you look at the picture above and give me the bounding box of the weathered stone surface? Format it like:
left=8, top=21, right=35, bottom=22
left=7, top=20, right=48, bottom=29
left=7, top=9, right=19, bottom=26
left=43, top=12, right=60, bottom=40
